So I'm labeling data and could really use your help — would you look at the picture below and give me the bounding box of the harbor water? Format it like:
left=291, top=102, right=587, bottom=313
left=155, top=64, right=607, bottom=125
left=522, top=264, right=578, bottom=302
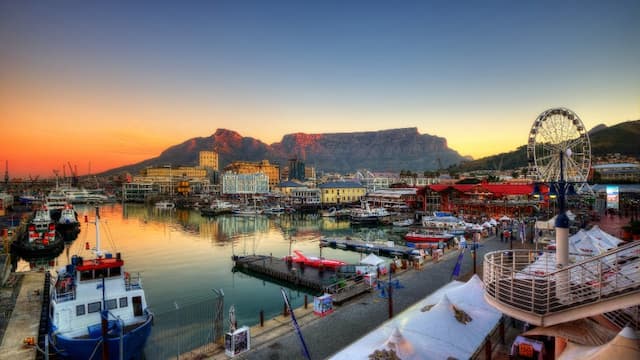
left=11, top=203, right=404, bottom=355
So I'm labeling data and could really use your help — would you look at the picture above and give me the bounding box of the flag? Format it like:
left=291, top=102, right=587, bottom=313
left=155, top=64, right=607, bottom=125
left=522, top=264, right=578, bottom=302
left=281, top=288, right=311, bottom=360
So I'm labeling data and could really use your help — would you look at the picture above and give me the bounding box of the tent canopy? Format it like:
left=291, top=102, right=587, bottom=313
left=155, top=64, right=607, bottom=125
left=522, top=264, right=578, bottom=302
left=360, top=253, right=385, bottom=266
left=330, top=275, right=502, bottom=360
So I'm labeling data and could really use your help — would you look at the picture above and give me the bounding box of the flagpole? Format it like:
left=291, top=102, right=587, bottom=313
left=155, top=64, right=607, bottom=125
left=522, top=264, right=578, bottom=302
left=280, top=288, right=311, bottom=360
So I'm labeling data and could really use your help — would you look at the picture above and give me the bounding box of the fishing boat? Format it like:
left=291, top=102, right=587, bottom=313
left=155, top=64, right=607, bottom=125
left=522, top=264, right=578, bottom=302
left=404, top=230, right=455, bottom=243
left=48, top=208, right=153, bottom=360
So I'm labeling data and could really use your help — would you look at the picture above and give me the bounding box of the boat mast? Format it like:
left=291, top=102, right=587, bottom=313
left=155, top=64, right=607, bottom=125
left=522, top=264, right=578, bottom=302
left=95, top=206, right=102, bottom=257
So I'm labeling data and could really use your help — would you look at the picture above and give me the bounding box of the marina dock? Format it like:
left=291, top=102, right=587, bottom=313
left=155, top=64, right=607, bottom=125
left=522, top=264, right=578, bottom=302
left=232, top=255, right=372, bottom=303
left=319, top=237, right=420, bottom=259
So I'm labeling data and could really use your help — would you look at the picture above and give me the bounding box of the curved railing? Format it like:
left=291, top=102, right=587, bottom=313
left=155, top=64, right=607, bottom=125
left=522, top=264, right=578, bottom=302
left=483, top=241, right=640, bottom=326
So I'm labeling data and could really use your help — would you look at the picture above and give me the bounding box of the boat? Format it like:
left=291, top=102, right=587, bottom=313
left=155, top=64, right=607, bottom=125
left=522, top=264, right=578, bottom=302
left=263, top=205, right=285, bottom=215
left=285, top=250, right=347, bottom=270
left=46, top=189, right=69, bottom=222
left=48, top=207, right=153, bottom=360
left=64, top=188, right=109, bottom=204
left=56, top=204, right=81, bottom=239
left=349, top=202, right=390, bottom=225
left=200, top=200, right=238, bottom=216
left=232, top=206, right=263, bottom=216
left=422, top=215, right=467, bottom=236
left=404, top=230, right=455, bottom=243
left=11, top=222, right=64, bottom=257
left=154, top=200, right=175, bottom=210
left=392, top=218, right=414, bottom=227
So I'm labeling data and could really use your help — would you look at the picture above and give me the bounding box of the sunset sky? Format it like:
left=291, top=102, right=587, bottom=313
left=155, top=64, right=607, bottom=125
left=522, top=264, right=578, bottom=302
left=1, top=1, right=639, bottom=178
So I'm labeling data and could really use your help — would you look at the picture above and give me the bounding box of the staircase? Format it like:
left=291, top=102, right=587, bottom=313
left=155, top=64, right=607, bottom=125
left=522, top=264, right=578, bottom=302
left=483, top=241, right=640, bottom=326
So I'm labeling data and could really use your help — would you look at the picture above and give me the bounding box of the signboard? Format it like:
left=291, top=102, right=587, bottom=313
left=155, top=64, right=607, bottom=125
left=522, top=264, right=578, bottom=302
left=313, top=294, right=334, bottom=316
left=224, top=326, right=250, bottom=357
left=606, top=185, right=619, bottom=210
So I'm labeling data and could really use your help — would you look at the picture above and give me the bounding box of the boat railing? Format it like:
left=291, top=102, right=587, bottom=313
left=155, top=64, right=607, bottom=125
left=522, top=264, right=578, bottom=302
left=52, top=287, right=76, bottom=303
left=125, top=272, right=143, bottom=291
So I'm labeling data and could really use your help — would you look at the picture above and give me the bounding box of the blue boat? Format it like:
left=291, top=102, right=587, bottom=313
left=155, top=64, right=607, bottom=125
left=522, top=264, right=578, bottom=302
left=48, top=208, right=153, bottom=359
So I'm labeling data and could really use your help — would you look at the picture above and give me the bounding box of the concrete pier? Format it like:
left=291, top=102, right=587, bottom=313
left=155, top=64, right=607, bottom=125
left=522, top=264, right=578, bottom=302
left=0, top=271, right=45, bottom=360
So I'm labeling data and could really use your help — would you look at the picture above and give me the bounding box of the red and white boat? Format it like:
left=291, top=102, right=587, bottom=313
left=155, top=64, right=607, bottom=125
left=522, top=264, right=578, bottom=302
left=404, top=231, right=455, bottom=243
left=285, top=250, right=347, bottom=270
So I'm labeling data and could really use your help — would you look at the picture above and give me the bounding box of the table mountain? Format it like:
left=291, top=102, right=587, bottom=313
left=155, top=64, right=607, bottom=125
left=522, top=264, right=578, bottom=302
left=107, top=128, right=467, bottom=175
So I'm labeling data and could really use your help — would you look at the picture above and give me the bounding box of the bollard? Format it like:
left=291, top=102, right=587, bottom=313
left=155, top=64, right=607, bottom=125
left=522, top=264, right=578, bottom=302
left=260, top=310, right=264, bottom=327
left=304, top=295, right=308, bottom=309
left=283, top=302, right=288, bottom=317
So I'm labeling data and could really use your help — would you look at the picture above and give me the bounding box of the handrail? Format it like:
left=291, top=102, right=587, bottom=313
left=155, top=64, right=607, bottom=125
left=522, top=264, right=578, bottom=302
left=483, top=241, right=640, bottom=320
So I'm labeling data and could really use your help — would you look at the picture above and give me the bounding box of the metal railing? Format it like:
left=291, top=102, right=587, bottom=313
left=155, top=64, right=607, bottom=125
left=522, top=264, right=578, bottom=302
left=483, top=241, right=640, bottom=322
left=603, top=305, right=640, bottom=331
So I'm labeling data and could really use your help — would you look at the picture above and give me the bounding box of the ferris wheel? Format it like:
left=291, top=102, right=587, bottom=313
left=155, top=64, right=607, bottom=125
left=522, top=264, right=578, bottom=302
left=527, top=107, right=591, bottom=187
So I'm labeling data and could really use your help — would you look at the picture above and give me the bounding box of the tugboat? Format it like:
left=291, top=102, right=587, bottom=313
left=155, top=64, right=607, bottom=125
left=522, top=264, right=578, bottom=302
left=10, top=206, right=64, bottom=257
left=48, top=207, right=153, bottom=359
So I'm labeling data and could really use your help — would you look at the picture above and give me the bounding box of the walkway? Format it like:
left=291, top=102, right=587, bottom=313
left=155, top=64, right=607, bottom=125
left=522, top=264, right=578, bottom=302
left=201, top=234, right=527, bottom=360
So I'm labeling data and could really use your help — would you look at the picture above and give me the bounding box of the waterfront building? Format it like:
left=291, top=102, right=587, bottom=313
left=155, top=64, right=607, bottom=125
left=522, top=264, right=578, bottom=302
left=418, top=182, right=541, bottom=219
left=122, top=182, right=155, bottom=202
left=224, top=160, right=280, bottom=190
left=222, top=172, right=269, bottom=195
left=318, top=181, right=365, bottom=206
left=141, top=166, right=208, bottom=179
left=364, top=188, right=417, bottom=210
left=291, top=187, right=321, bottom=206
left=199, top=150, right=219, bottom=171
left=592, top=163, right=640, bottom=183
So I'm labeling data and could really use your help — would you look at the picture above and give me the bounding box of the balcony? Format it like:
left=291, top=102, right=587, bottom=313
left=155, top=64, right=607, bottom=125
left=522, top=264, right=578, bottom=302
left=483, top=241, right=640, bottom=326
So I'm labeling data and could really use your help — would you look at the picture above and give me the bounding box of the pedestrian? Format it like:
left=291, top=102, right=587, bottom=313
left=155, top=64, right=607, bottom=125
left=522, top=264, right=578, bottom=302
left=500, top=231, right=504, bottom=242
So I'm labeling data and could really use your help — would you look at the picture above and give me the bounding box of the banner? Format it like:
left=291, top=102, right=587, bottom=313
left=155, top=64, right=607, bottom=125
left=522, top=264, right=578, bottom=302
left=450, top=249, right=465, bottom=280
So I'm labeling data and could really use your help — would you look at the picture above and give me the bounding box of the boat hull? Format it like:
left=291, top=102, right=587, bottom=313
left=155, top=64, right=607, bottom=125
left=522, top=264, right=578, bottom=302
left=404, top=233, right=454, bottom=243
left=11, top=233, right=65, bottom=257
left=51, top=315, right=153, bottom=360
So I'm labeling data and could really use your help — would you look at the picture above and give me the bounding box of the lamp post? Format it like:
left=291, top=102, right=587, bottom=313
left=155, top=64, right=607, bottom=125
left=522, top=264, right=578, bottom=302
left=555, top=150, right=571, bottom=303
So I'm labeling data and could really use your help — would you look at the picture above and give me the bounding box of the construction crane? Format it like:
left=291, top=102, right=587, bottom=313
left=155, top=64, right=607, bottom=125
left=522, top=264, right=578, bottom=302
left=68, top=161, right=79, bottom=187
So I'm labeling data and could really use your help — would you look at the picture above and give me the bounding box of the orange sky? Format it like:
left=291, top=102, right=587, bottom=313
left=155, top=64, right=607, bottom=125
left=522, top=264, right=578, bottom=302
left=2, top=1, right=639, bottom=179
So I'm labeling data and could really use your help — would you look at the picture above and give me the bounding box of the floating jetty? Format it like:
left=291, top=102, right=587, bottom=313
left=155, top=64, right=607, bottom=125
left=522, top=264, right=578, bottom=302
left=319, top=237, right=420, bottom=259
left=232, top=255, right=372, bottom=304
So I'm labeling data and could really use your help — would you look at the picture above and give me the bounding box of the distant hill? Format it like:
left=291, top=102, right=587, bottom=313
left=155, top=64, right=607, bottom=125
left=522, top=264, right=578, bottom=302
left=103, top=128, right=467, bottom=175
left=451, top=120, right=640, bottom=172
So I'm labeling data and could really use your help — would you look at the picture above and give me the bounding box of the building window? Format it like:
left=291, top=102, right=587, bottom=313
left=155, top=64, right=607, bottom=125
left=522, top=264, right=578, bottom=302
left=119, top=297, right=128, bottom=308
left=76, top=304, right=85, bottom=316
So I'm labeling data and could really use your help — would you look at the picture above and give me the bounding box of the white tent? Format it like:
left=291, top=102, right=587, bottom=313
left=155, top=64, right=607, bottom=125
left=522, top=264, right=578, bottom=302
left=360, top=253, right=385, bottom=266
left=586, top=225, right=624, bottom=248
left=499, top=215, right=511, bottom=221
left=489, top=218, right=498, bottom=226
left=330, top=275, right=502, bottom=360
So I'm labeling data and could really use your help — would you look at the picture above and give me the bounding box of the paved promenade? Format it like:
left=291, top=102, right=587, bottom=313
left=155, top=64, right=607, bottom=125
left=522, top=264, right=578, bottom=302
left=198, top=233, right=527, bottom=360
